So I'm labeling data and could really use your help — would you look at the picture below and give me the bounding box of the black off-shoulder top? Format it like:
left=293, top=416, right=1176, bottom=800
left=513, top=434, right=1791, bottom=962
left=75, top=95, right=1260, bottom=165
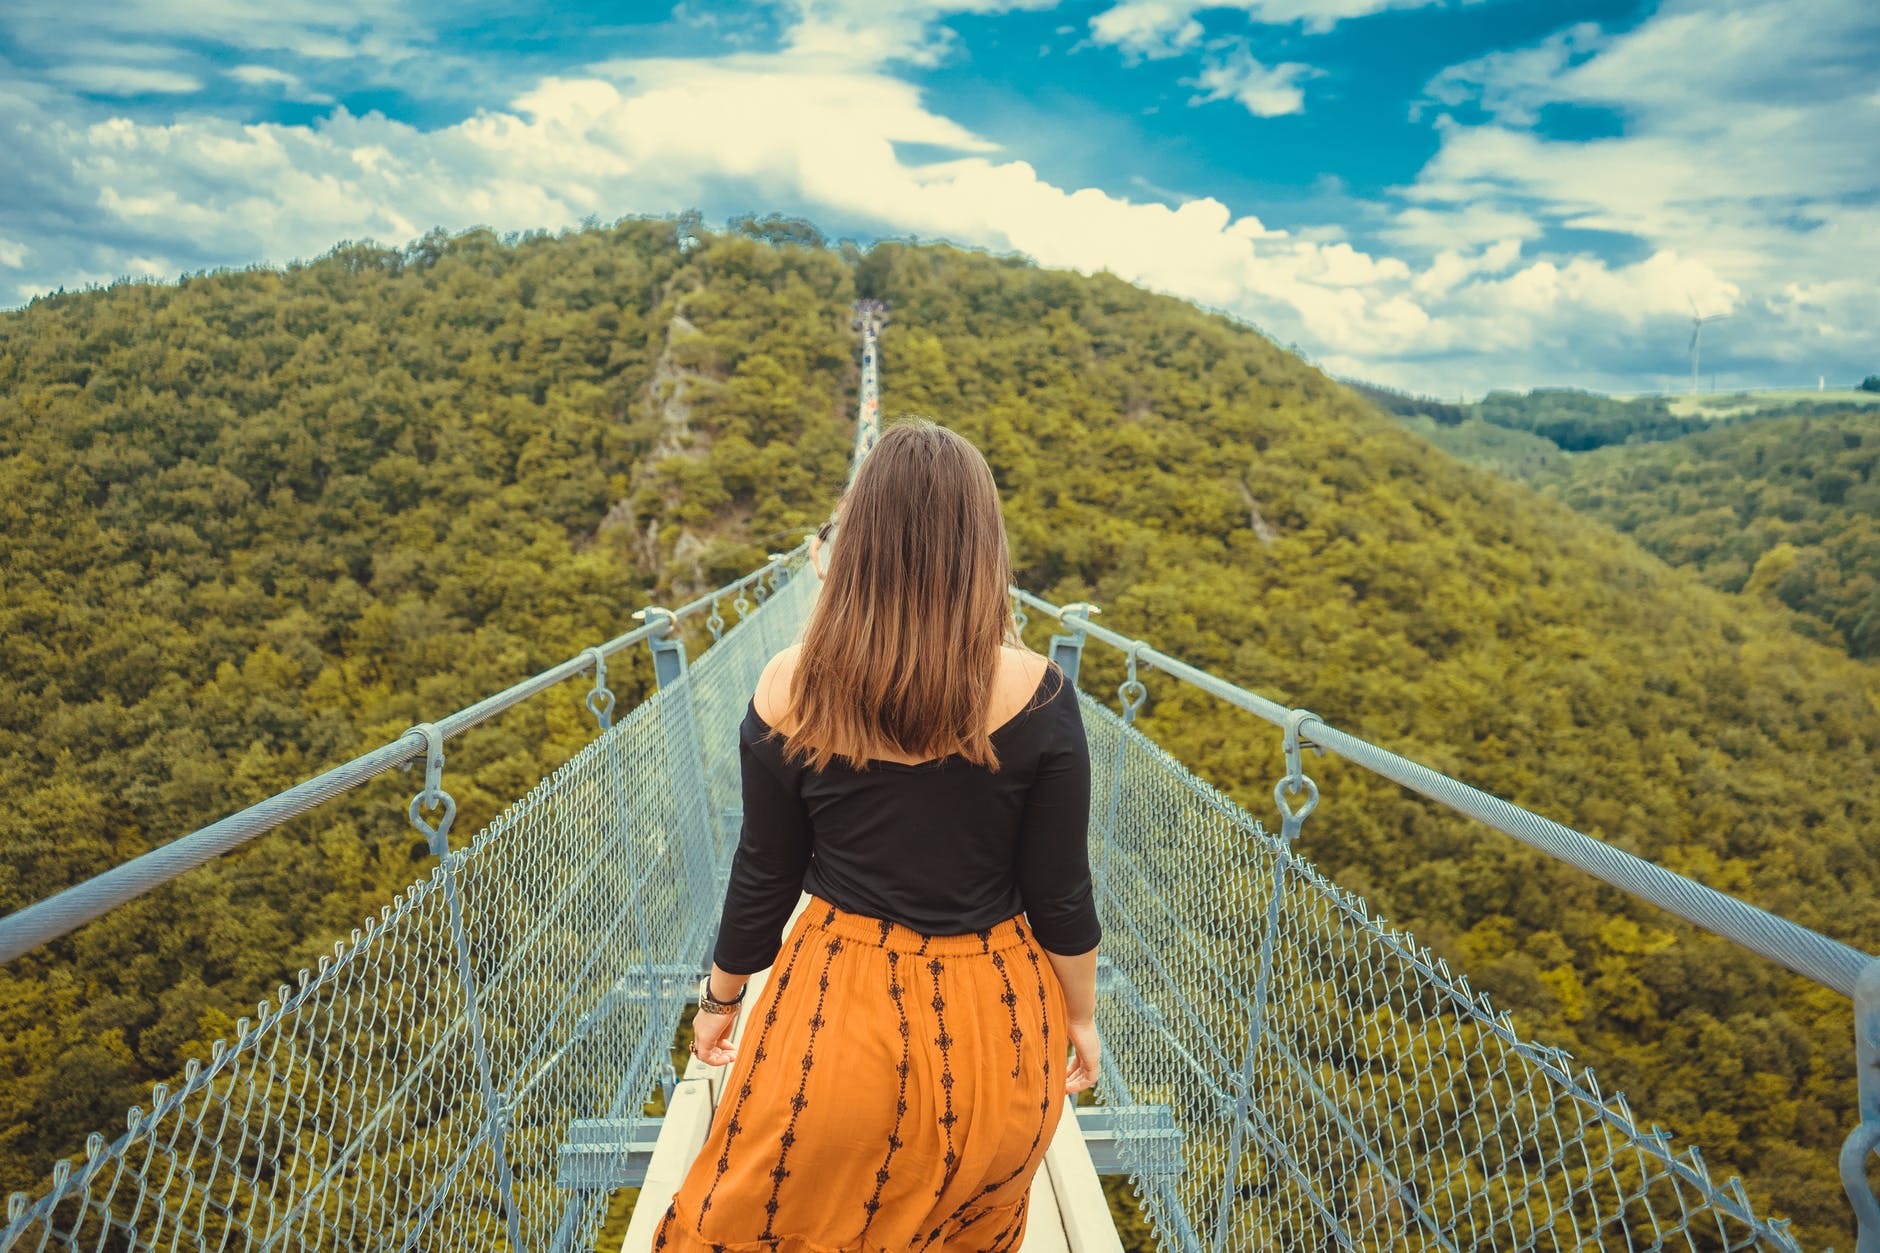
left=710, top=662, right=1103, bottom=974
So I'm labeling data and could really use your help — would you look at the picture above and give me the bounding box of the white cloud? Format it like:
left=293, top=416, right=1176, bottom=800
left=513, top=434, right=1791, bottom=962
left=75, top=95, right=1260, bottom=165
left=0, top=51, right=1751, bottom=394
left=227, top=64, right=336, bottom=104
left=775, top=0, right=1058, bottom=66
left=2, top=0, right=427, bottom=62
left=1129, top=173, right=1202, bottom=204
left=45, top=65, right=202, bottom=95
left=0, top=0, right=1874, bottom=397
left=1089, top=0, right=1205, bottom=58
left=1409, top=238, right=1522, bottom=300
left=1090, top=0, right=1444, bottom=56
left=1188, top=50, right=1321, bottom=116
left=1391, top=0, right=1880, bottom=386
left=0, top=1, right=485, bottom=107
left=1382, top=203, right=1543, bottom=253
left=1418, top=22, right=1603, bottom=125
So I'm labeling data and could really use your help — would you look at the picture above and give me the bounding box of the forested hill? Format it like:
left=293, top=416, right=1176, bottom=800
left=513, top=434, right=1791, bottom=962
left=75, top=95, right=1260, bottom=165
left=3, top=219, right=1878, bottom=1245
left=1524, top=415, right=1880, bottom=660
left=1388, top=403, right=1880, bottom=660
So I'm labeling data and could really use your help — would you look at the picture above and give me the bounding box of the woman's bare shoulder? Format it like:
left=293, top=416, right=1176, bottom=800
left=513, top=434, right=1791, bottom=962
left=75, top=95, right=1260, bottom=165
left=754, top=645, right=803, bottom=726
left=1001, top=644, right=1051, bottom=686
left=758, top=644, right=1046, bottom=726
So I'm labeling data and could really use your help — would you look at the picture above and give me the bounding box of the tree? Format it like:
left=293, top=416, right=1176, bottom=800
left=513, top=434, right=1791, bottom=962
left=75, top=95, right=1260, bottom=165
left=728, top=213, right=826, bottom=250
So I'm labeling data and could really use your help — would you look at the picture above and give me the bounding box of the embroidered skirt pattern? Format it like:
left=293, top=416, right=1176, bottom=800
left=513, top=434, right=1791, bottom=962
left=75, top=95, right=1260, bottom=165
left=652, top=892, right=1070, bottom=1252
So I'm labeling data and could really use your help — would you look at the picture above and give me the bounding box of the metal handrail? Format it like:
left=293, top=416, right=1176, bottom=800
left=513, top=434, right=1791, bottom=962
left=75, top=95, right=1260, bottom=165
left=1013, top=587, right=1875, bottom=998
left=0, top=549, right=806, bottom=964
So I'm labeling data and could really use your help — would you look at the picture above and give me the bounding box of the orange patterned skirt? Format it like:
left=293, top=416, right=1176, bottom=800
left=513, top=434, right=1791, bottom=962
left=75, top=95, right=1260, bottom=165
left=651, top=892, right=1070, bottom=1252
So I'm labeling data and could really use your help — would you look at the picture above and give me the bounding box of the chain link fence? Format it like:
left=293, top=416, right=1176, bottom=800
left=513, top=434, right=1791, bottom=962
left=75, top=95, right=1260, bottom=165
left=0, top=559, right=1812, bottom=1252
left=0, top=562, right=819, bottom=1253
left=1081, top=691, right=1802, bottom=1252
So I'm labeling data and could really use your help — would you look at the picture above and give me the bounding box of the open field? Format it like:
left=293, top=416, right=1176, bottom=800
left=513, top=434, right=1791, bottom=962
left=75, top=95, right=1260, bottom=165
left=1664, top=389, right=1880, bottom=417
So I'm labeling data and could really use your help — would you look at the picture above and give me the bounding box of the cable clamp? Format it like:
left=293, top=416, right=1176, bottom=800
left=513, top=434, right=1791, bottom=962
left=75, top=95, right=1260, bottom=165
left=582, top=647, right=616, bottom=731
left=402, top=722, right=457, bottom=856
left=1117, top=639, right=1148, bottom=721
left=1274, top=708, right=1322, bottom=841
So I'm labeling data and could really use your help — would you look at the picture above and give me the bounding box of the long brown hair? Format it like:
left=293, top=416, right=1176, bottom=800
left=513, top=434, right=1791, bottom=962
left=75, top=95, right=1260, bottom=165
left=774, top=417, right=1047, bottom=773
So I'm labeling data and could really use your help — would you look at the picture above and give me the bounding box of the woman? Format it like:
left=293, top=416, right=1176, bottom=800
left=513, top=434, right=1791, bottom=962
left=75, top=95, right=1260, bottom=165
left=652, top=418, right=1103, bottom=1252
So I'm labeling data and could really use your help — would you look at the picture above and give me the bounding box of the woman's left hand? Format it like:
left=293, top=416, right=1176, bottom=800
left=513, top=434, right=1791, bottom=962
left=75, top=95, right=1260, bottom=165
left=691, top=1007, right=739, bottom=1067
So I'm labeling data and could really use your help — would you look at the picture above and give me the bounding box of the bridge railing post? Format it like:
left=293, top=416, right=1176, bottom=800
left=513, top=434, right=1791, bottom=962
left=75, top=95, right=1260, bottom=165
left=643, top=607, right=688, bottom=689
left=1089, top=618, right=1145, bottom=914
left=637, top=605, right=721, bottom=953
left=1050, top=602, right=1099, bottom=687
left=1843, top=959, right=1880, bottom=1252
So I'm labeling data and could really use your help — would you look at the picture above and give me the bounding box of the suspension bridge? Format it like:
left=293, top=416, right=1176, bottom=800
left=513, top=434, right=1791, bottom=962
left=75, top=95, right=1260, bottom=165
left=1, top=302, right=1877, bottom=1252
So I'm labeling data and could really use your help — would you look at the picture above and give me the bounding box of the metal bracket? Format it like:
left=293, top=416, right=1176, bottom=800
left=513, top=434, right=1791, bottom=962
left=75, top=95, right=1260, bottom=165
left=1050, top=602, right=1100, bottom=686
left=633, top=606, right=686, bottom=688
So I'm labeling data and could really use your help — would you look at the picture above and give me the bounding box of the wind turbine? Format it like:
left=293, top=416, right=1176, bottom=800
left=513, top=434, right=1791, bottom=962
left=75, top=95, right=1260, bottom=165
left=1688, top=297, right=1730, bottom=395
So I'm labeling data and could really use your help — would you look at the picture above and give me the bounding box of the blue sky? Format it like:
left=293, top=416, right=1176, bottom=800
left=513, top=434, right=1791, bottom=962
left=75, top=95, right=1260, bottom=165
left=1, top=0, right=1874, bottom=396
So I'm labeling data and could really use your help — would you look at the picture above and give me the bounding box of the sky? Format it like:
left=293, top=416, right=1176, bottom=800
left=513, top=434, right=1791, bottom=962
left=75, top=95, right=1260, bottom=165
left=0, top=0, right=1874, bottom=398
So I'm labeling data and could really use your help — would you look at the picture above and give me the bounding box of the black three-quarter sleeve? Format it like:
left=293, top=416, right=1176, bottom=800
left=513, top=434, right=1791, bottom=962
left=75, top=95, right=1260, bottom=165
left=711, top=717, right=814, bottom=975
left=1015, top=682, right=1102, bottom=955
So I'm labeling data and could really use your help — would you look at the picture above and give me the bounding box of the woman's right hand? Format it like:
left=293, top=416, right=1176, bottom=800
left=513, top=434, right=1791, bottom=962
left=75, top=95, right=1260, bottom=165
left=1064, top=1018, right=1101, bottom=1094
left=810, top=517, right=838, bottom=581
